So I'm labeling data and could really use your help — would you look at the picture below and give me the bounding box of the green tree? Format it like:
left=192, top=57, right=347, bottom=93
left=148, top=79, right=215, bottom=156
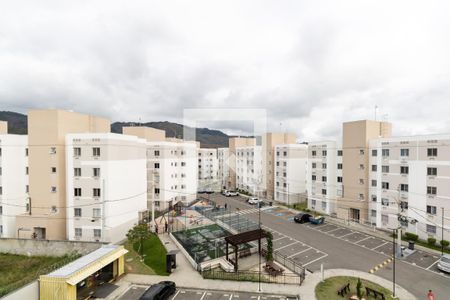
left=356, top=278, right=363, bottom=300
left=265, top=231, right=273, bottom=262
left=127, top=224, right=151, bottom=256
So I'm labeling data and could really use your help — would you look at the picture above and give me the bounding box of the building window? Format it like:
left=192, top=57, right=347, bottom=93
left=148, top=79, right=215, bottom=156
left=400, top=201, right=408, bottom=210
left=74, top=188, right=82, bottom=197
left=312, top=163, right=316, bottom=169
left=359, top=164, right=364, bottom=170
left=322, top=163, right=327, bottom=169
left=75, top=228, right=82, bottom=237
left=74, top=147, right=81, bottom=157
left=427, top=205, right=437, bottom=215
left=322, top=189, right=327, bottom=195
left=93, top=208, right=101, bottom=218
left=312, top=175, right=316, bottom=181
left=337, top=176, right=342, bottom=183
left=400, top=184, right=408, bottom=192
left=93, top=147, right=101, bottom=157
left=337, top=163, right=342, bottom=170
left=372, top=149, right=377, bottom=156
left=74, top=208, right=82, bottom=217
left=371, top=180, right=377, bottom=187
left=322, top=150, right=327, bottom=156
left=371, top=210, right=377, bottom=217
left=381, top=198, right=389, bottom=206
left=359, top=179, right=364, bottom=185
left=400, top=149, right=409, bottom=157
left=360, top=149, right=365, bottom=155
left=154, top=150, right=160, bottom=156
left=283, top=183, right=287, bottom=188
left=276, top=182, right=280, bottom=187
left=382, top=166, right=389, bottom=173
left=371, top=195, right=377, bottom=202
left=93, top=168, right=100, bottom=177
left=0, top=206, right=2, bottom=215
left=181, top=162, right=186, bottom=167
left=382, top=214, right=388, bottom=224
left=155, top=188, right=160, bottom=194
left=283, top=151, right=287, bottom=157
left=51, top=167, right=57, bottom=173
left=312, top=150, right=316, bottom=157
left=51, top=186, right=57, bottom=193
left=400, top=166, right=409, bottom=174
left=25, top=148, right=28, bottom=156
left=94, top=229, right=101, bottom=238
left=311, top=199, right=316, bottom=206
left=427, top=186, right=437, bottom=195
left=25, top=167, right=28, bottom=175
left=276, top=161, right=280, bottom=166
left=74, top=168, right=81, bottom=177
left=337, top=150, right=343, bottom=156
left=322, top=201, right=327, bottom=210
left=322, top=176, right=327, bottom=182
left=93, top=188, right=101, bottom=197
left=427, top=167, right=437, bottom=176
left=381, top=182, right=389, bottom=189
left=359, top=194, right=364, bottom=200
left=382, top=149, right=389, bottom=157
left=427, top=224, right=437, bottom=234
left=371, top=165, right=377, bottom=172
left=26, top=185, right=29, bottom=193
left=50, top=147, right=56, bottom=154
left=427, top=148, right=438, bottom=157
left=283, top=172, right=286, bottom=177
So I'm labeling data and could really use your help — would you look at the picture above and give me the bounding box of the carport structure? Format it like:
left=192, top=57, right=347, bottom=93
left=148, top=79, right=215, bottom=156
left=225, top=229, right=268, bottom=271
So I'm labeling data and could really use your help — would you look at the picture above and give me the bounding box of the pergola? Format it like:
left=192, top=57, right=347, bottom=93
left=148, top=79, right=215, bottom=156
left=225, top=229, right=268, bottom=272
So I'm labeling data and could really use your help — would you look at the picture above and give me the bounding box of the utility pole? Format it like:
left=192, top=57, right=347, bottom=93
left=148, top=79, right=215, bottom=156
left=396, top=186, right=402, bottom=258
left=392, top=228, right=396, bottom=298
left=258, top=201, right=261, bottom=292
left=287, top=182, right=290, bottom=207
left=442, top=207, right=445, bottom=256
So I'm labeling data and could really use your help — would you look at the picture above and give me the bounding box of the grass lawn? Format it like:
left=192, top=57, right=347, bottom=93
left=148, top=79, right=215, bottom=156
left=0, top=253, right=76, bottom=297
left=133, top=233, right=168, bottom=276
left=123, top=241, right=156, bottom=275
left=316, top=276, right=397, bottom=300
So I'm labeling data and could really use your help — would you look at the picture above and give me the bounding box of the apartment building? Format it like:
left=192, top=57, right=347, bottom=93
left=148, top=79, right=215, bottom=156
left=217, top=148, right=230, bottom=190
left=0, top=122, right=29, bottom=238
left=66, top=133, right=147, bottom=243
left=227, top=137, right=256, bottom=190
left=235, top=145, right=263, bottom=195
left=16, top=110, right=110, bottom=240
left=307, top=141, right=343, bottom=215
left=274, top=144, right=308, bottom=205
left=198, top=148, right=219, bottom=192
left=337, top=120, right=392, bottom=223
left=262, top=133, right=296, bottom=200
left=369, top=134, right=450, bottom=241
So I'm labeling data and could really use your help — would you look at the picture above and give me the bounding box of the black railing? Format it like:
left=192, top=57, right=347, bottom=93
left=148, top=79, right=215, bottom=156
left=261, top=248, right=306, bottom=280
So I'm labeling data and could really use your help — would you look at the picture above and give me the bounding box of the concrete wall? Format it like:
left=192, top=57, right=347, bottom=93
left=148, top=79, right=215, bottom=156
left=1, top=281, right=38, bottom=300
left=0, top=238, right=104, bottom=256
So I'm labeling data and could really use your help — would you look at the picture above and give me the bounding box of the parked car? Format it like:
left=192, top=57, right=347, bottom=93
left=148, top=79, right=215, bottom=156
left=226, top=191, right=239, bottom=197
left=139, top=281, right=176, bottom=300
left=437, top=254, right=450, bottom=273
left=248, top=197, right=263, bottom=205
left=221, top=189, right=228, bottom=196
left=309, top=215, right=325, bottom=225
left=294, top=213, right=312, bottom=224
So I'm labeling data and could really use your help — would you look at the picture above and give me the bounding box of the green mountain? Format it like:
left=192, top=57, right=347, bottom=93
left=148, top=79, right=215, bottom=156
left=0, top=111, right=229, bottom=148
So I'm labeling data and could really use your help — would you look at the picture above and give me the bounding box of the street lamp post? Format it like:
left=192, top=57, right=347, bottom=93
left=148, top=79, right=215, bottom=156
left=392, top=228, right=396, bottom=298
left=258, top=201, right=261, bottom=292
left=442, top=207, right=445, bottom=256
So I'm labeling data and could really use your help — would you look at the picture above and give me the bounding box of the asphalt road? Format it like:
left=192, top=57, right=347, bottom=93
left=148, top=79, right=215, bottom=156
left=209, top=193, right=450, bottom=299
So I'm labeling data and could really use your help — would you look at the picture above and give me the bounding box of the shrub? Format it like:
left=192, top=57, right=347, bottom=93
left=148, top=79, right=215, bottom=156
left=428, top=237, right=437, bottom=245
left=404, top=232, right=419, bottom=242
left=356, top=278, right=363, bottom=300
left=440, top=240, right=450, bottom=247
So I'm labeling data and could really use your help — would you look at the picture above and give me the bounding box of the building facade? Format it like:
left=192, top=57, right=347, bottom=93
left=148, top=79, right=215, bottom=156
left=227, top=137, right=256, bottom=191
left=369, top=134, right=450, bottom=241
left=235, top=145, right=263, bottom=195
left=0, top=123, right=29, bottom=238
left=217, top=148, right=230, bottom=190
left=65, top=133, right=147, bottom=244
left=274, top=144, right=308, bottom=204
left=198, top=148, right=219, bottom=192
left=307, top=141, right=343, bottom=215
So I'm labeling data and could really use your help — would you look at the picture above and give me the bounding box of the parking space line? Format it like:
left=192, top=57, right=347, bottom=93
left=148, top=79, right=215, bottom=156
left=426, top=259, right=440, bottom=270
left=355, top=236, right=372, bottom=244
left=287, top=247, right=312, bottom=258
left=276, top=241, right=299, bottom=250
left=325, top=227, right=343, bottom=234
left=339, top=231, right=355, bottom=238
left=172, top=290, right=181, bottom=299
left=199, top=291, right=207, bottom=300
left=229, top=294, right=233, bottom=300
left=303, top=253, right=329, bottom=267
left=371, top=241, right=389, bottom=251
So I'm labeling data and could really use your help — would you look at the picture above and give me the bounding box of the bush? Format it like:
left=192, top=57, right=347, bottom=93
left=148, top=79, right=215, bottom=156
left=428, top=237, right=437, bottom=245
left=440, top=240, right=450, bottom=247
left=404, top=232, right=419, bottom=242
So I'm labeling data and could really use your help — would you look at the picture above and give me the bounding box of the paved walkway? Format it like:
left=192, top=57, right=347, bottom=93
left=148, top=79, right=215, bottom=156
left=107, top=232, right=416, bottom=300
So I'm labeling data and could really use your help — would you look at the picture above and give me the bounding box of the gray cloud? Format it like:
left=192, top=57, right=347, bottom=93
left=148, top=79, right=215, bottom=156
left=1, top=0, right=450, bottom=141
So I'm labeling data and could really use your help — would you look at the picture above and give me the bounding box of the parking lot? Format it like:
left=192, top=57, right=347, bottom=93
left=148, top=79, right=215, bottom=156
left=119, top=285, right=296, bottom=300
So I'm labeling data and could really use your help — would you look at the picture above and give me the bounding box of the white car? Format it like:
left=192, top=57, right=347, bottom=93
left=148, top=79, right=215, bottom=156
left=248, top=197, right=262, bottom=205
left=437, top=254, right=450, bottom=273
left=226, top=191, right=239, bottom=197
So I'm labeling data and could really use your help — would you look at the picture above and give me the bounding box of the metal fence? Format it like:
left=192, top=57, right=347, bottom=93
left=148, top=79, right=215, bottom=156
left=261, top=248, right=306, bottom=280
left=201, top=265, right=304, bottom=285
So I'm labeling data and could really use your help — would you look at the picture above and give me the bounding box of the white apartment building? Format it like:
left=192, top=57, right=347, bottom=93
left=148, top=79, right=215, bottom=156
left=147, top=140, right=198, bottom=212
left=235, top=146, right=263, bottom=195
left=66, top=133, right=147, bottom=244
left=307, top=141, right=343, bottom=215
left=274, top=144, right=308, bottom=204
left=0, top=131, right=29, bottom=238
left=198, top=148, right=219, bottom=192
left=369, top=134, right=450, bottom=241
left=217, top=148, right=230, bottom=190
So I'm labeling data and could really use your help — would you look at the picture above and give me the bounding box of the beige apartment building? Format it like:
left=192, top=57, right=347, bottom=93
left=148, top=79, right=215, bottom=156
left=262, top=133, right=296, bottom=200
left=227, top=137, right=256, bottom=190
left=337, top=120, right=391, bottom=223
left=16, top=109, right=110, bottom=240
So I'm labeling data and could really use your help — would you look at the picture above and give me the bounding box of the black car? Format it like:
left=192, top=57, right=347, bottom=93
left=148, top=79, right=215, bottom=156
left=294, top=213, right=312, bottom=224
left=139, top=281, right=176, bottom=300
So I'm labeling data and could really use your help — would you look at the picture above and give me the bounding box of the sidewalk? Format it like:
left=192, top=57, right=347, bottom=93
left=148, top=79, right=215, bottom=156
left=107, top=232, right=416, bottom=300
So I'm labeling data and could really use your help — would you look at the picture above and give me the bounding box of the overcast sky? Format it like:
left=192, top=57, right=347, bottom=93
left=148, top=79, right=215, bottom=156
left=1, top=0, right=450, bottom=141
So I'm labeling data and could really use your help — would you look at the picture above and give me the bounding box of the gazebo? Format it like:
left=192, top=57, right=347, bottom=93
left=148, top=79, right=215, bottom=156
left=225, top=229, right=269, bottom=272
